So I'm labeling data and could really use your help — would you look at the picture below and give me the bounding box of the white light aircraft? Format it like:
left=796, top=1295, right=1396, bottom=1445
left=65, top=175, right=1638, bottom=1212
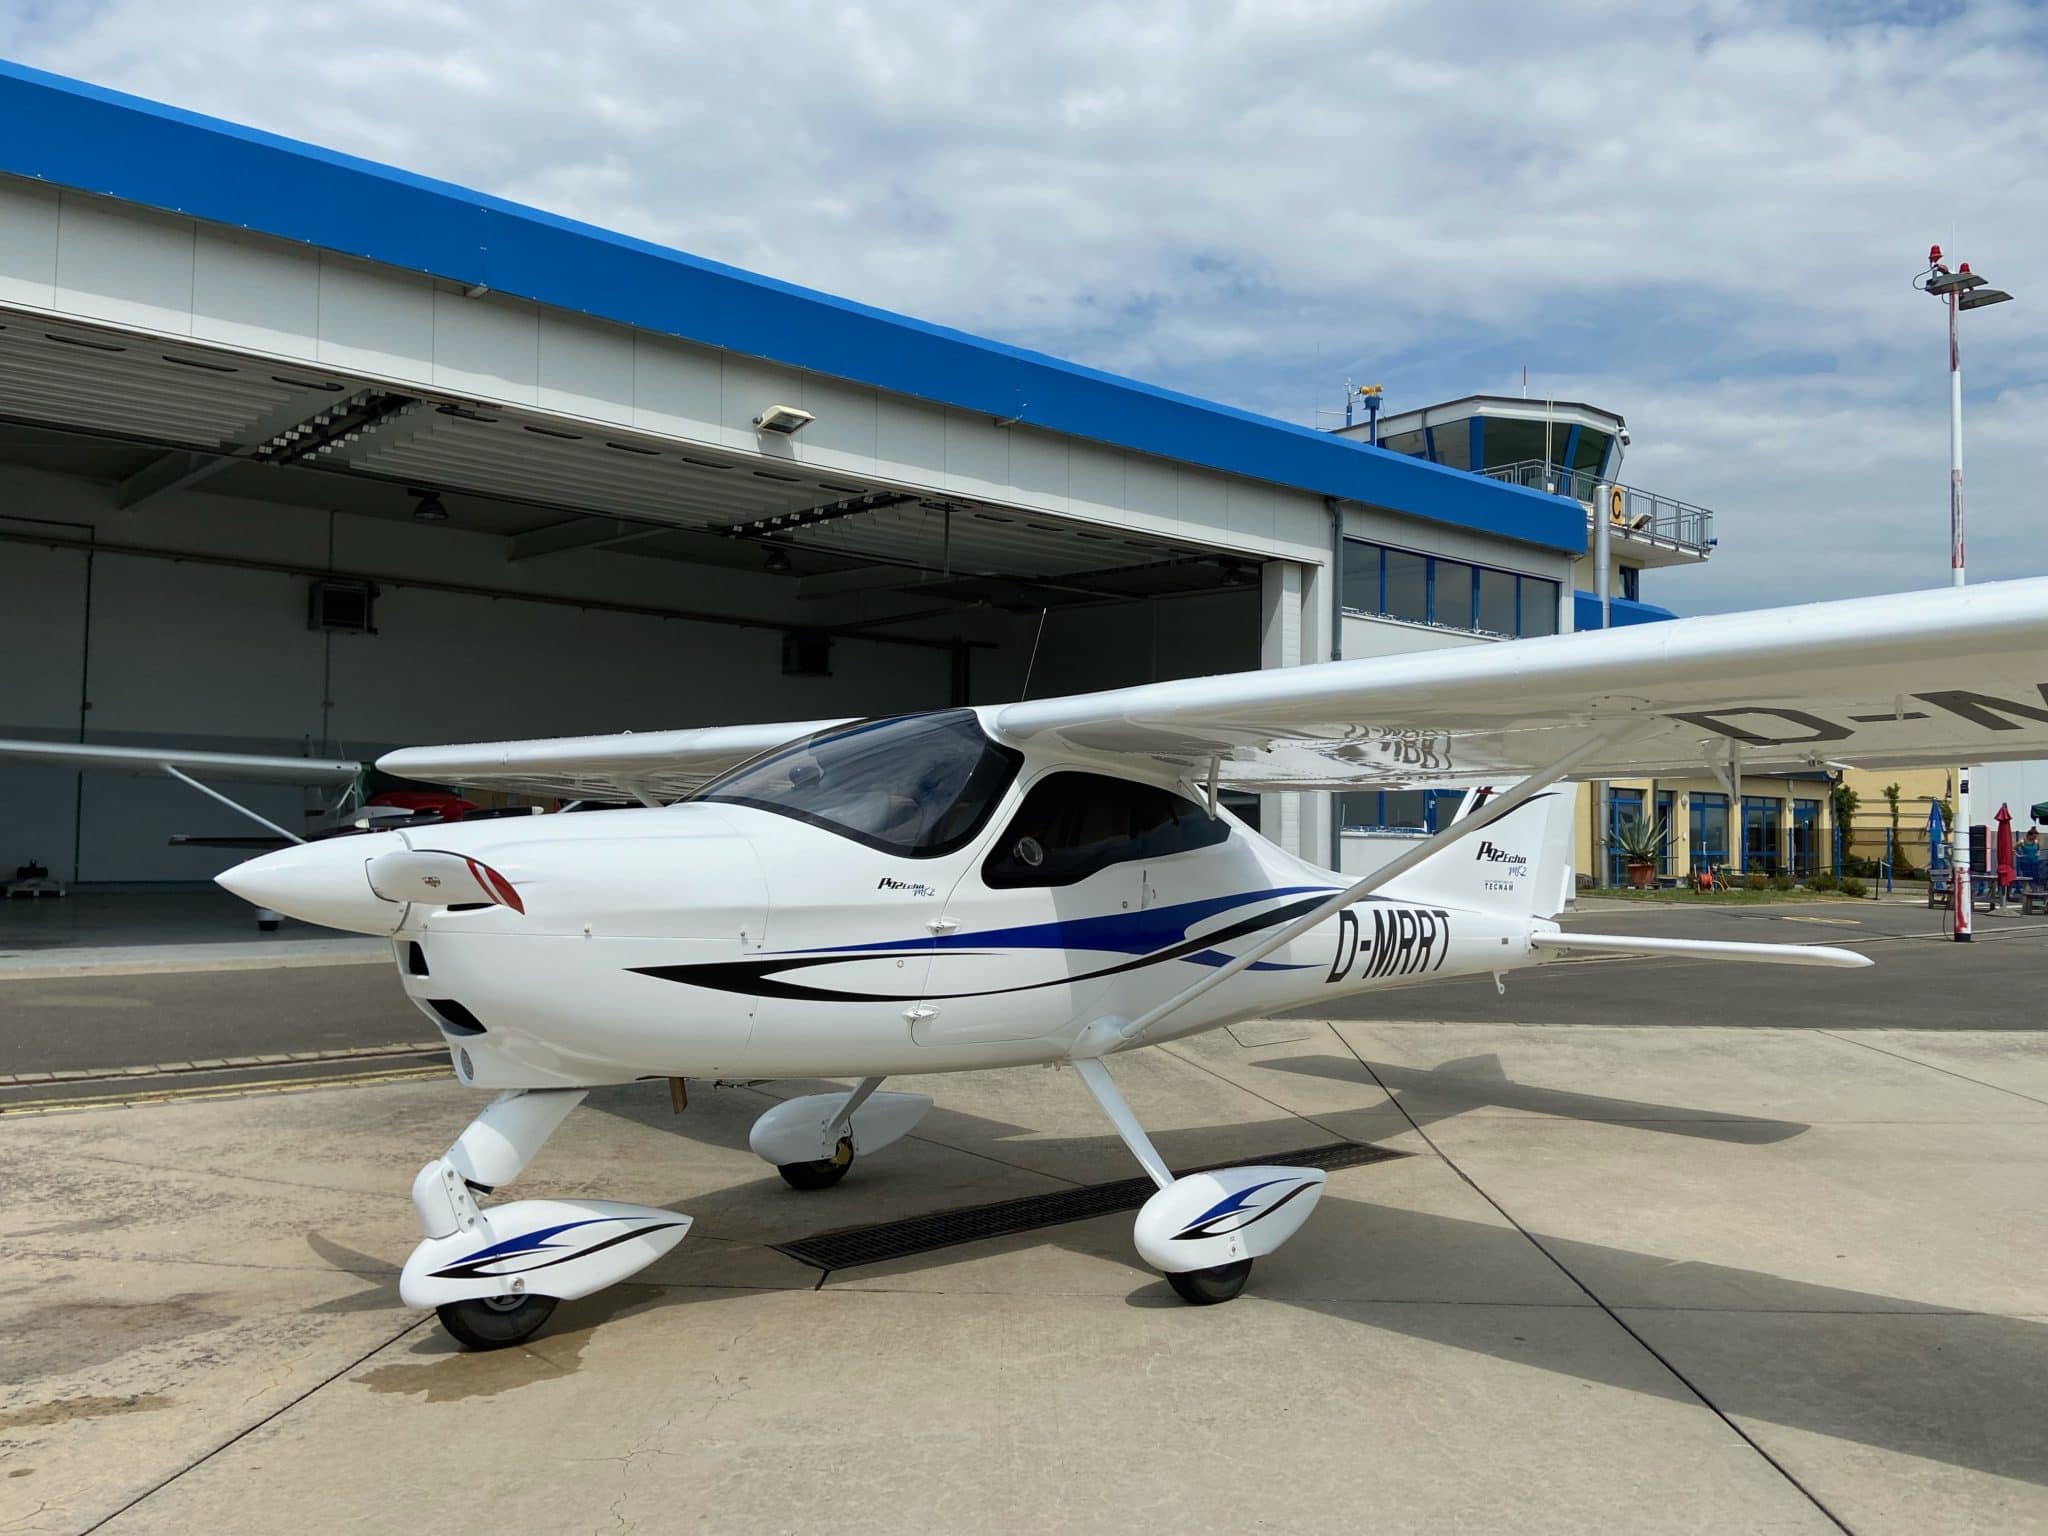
left=159, top=579, right=2048, bottom=1347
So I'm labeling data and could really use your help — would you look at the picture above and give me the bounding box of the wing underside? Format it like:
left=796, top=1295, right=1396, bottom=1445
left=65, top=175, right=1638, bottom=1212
left=375, top=718, right=852, bottom=802
left=363, top=579, right=2048, bottom=800
left=992, top=578, right=2048, bottom=788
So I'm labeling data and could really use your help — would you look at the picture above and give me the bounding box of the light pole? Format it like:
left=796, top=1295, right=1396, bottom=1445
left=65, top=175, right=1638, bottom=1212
left=1919, top=245, right=2013, bottom=941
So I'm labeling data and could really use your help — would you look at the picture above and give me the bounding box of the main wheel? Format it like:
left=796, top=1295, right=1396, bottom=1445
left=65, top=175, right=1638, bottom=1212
left=1167, top=1258, right=1253, bottom=1306
left=777, top=1136, right=855, bottom=1190
left=436, top=1292, right=558, bottom=1350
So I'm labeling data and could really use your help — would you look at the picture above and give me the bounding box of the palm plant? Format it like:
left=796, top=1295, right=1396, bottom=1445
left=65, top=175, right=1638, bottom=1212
left=1604, top=814, right=1669, bottom=886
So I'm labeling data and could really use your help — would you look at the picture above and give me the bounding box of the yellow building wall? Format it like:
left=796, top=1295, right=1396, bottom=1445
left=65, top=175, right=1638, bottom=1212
left=1573, top=775, right=1838, bottom=886
left=1841, top=766, right=1952, bottom=871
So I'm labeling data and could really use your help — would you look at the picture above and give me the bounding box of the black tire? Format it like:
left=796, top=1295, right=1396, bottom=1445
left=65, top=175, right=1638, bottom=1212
left=777, top=1136, right=855, bottom=1190
left=1167, top=1258, right=1253, bottom=1306
left=436, top=1292, right=558, bottom=1350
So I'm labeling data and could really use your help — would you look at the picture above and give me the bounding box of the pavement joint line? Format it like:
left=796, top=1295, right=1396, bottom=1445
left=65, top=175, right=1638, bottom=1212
left=0, top=948, right=391, bottom=982
left=1327, top=1031, right=1856, bottom=1536
left=1155, top=1035, right=1359, bottom=1148
left=77, top=1312, right=433, bottom=1535
left=0, top=1041, right=443, bottom=1086
left=1816, top=1029, right=2048, bottom=1111
left=0, top=1063, right=449, bottom=1116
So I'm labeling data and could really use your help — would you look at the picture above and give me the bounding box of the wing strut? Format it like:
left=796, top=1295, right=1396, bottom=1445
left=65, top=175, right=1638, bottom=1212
left=162, top=765, right=306, bottom=845
left=1071, top=1058, right=1173, bottom=1190
left=1089, top=730, right=1624, bottom=1055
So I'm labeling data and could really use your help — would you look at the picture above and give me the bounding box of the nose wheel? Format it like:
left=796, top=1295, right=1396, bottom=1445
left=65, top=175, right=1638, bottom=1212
left=436, top=1292, right=559, bottom=1350
left=1166, top=1259, right=1253, bottom=1306
left=777, top=1136, right=855, bottom=1190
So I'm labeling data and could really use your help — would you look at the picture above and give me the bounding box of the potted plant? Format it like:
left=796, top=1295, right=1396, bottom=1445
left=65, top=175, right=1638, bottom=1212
left=1606, top=815, right=1669, bottom=888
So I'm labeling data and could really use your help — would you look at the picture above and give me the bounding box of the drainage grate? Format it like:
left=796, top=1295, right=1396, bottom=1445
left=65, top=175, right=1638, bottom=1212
left=773, top=1140, right=1405, bottom=1271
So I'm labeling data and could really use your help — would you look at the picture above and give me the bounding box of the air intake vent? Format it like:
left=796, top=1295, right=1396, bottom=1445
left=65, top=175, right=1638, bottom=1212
left=424, top=998, right=485, bottom=1036
left=309, top=578, right=378, bottom=634
left=406, top=942, right=429, bottom=977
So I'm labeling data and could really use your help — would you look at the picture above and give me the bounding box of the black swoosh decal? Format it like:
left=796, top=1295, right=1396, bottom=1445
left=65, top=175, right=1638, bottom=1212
left=429, top=1220, right=686, bottom=1282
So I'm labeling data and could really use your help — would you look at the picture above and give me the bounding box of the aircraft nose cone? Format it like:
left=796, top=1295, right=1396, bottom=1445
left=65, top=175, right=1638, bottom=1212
left=216, top=834, right=408, bottom=935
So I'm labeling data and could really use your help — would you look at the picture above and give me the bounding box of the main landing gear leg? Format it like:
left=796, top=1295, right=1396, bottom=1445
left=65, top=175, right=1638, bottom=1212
left=401, top=1088, right=692, bottom=1350
left=1070, top=1054, right=1326, bottom=1306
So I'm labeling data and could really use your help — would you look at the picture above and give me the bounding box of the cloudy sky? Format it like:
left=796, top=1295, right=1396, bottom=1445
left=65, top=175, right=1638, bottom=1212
left=5, top=0, right=2043, bottom=612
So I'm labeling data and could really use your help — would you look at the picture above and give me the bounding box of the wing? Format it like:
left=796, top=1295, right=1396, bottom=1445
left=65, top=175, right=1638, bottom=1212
left=991, top=578, right=2048, bottom=788
left=0, top=738, right=360, bottom=785
left=375, top=718, right=852, bottom=803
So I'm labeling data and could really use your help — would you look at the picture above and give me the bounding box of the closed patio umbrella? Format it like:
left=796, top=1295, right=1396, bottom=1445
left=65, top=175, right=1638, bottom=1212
left=1926, top=800, right=1946, bottom=869
left=1997, top=803, right=2016, bottom=888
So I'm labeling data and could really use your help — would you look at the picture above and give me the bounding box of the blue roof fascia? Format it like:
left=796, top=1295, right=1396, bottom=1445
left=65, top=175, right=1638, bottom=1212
left=1574, top=591, right=1679, bottom=629
left=0, top=60, right=1583, bottom=555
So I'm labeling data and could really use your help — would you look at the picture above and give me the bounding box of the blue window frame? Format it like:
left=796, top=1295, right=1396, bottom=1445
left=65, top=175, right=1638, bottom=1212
left=1338, top=788, right=1461, bottom=833
left=1789, top=798, right=1821, bottom=878
left=1690, top=792, right=1729, bottom=877
left=1341, top=539, right=1559, bottom=638
left=1742, top=796, right=1783, bottom=875
left=1606, top=788, right=1645, bottom=887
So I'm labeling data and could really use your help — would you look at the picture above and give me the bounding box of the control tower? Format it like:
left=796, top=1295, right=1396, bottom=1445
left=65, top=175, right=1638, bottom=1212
left=1335, top=394, right=1714, bottom=624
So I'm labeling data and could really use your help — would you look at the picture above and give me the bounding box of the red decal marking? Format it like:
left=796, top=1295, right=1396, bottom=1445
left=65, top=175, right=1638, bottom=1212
left=462, top=857, right=525, bottom=914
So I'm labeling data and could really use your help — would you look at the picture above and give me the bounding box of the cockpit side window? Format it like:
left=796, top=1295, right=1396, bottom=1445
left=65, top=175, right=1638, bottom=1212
left=696, top=710, right=1021, bottom=858
left=983, top=772, right=1227, bottom=889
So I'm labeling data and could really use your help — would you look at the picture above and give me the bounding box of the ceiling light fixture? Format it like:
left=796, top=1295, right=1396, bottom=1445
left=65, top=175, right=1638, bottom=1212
left=411, top=489, right=448, bottom=522
left=764, top=547, right=792, bottom=574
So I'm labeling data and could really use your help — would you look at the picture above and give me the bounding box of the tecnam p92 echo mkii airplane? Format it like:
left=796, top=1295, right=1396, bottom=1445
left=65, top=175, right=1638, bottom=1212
left=183, top=578, right=2048, bottom=1347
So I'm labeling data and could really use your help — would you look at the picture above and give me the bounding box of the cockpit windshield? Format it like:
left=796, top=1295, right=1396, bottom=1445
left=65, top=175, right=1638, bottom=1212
left=696, top=710, right=1022, bottom=858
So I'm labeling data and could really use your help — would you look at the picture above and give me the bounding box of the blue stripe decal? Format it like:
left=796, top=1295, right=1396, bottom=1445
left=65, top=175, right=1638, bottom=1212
left=454, top=1218, right=611, bottom=1265
left=796, top=887, right=1333, bottom=958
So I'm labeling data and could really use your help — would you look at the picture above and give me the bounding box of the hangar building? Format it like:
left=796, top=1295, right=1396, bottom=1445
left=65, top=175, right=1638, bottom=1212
left=2, top=62, right=1601, bottom=892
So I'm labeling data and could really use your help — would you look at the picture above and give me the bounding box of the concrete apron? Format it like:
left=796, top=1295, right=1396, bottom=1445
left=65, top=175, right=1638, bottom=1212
left=3, top=1022, right=2046, bottom=1535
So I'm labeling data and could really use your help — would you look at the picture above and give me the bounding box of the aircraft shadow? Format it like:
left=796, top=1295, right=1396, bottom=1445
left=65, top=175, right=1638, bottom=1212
left=1256, top=1050, right=1811, bottom=1145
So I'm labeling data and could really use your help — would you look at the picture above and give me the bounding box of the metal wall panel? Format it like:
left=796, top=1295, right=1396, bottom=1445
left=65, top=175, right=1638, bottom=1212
left=536, top=309, right=634, bottom=425
left=315, top=255, right=435, bottom=384
left=53, top=194, right=194, bottom=335
left=0, top=179, right=58, bottom=309
left=192, top=226, right=320, bottom=357
left=432, top=284, right=539, bottom=403
left=630, top=332, right=722, bottom=441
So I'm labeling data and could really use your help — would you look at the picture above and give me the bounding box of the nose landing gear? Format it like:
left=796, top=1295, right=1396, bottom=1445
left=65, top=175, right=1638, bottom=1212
left=400, top=1088, right=692, bottom=1350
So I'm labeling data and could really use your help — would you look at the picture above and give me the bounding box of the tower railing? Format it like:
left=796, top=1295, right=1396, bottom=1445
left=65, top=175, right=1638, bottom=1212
left=1481, top=459, right=1715, bottom=554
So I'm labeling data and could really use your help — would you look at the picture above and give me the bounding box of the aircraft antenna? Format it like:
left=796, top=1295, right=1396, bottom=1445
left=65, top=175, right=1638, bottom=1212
left=1019, top=607, right=1049, bottom=700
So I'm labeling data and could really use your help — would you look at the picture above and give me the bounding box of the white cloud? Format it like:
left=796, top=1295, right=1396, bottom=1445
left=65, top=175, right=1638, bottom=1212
left=5, top=0, right=2044, bottom=607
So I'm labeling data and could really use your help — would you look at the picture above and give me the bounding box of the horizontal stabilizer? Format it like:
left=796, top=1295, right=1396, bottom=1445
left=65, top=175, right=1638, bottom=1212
left=1530, top=932, right=1871, bottom=969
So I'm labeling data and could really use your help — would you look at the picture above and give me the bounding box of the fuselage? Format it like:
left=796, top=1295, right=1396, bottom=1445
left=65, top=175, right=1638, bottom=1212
left=219, top=712, right=1554, bottom=1089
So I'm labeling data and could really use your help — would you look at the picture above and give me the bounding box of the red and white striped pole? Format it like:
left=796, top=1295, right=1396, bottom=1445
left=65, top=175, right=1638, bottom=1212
left=1934, top=244, right=1972, bottom=940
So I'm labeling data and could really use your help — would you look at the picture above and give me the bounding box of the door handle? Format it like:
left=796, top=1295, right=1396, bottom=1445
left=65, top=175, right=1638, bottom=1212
left=927, top=917, right=960, bottom=934
left=904, top=1004, right=939, bottom=1023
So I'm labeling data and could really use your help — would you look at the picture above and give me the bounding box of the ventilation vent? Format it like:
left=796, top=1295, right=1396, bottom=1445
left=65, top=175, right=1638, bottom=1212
left=406, top=942, right=429, bottom=977
left=782, top=630, right=833, bottom=677
left=309, top=579, right=378, bottom=635
left=424, top=998, right=485, bottom=1036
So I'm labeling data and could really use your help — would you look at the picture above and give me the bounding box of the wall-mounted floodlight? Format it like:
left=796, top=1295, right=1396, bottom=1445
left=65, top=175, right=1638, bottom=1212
left=753, top=404, right=814, bottom=435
